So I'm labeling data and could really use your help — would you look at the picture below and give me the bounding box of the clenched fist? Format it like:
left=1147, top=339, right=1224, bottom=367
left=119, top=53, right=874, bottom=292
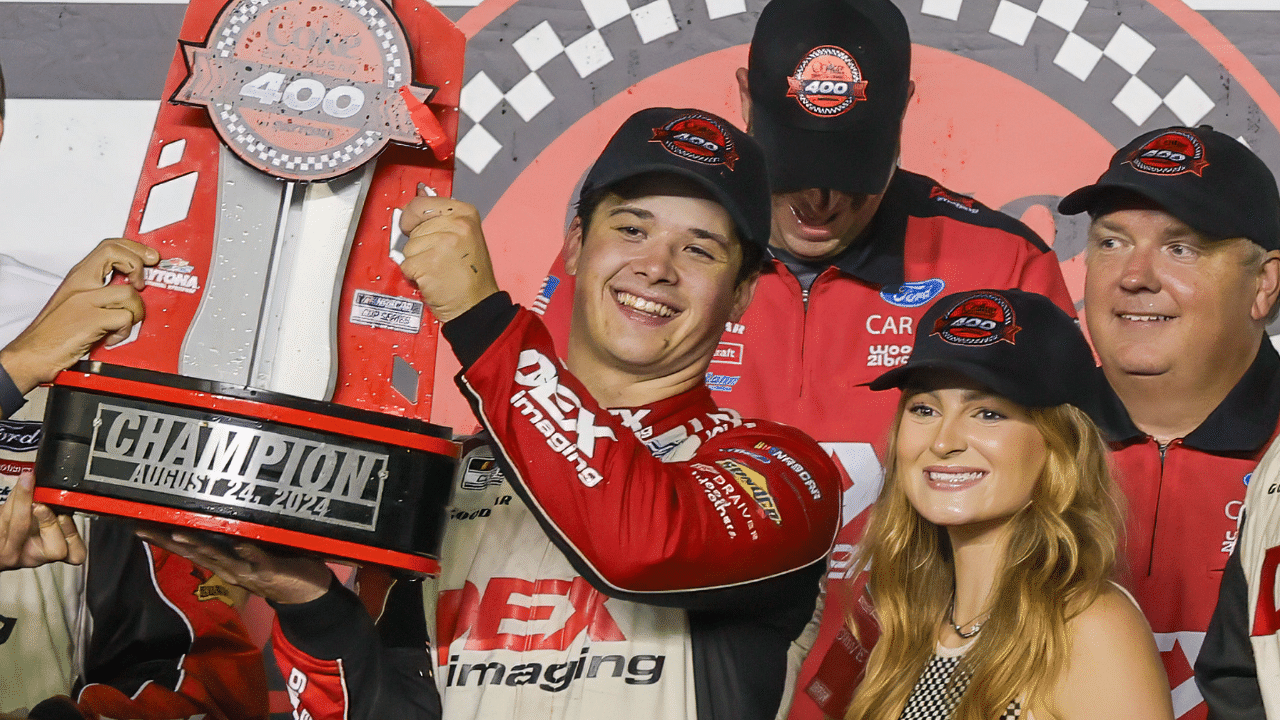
left=397, top=195, right=500, bottom=323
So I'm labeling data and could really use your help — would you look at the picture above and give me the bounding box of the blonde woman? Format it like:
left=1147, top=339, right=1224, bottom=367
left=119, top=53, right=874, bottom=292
left=847, top=289, right=1171, bottom=720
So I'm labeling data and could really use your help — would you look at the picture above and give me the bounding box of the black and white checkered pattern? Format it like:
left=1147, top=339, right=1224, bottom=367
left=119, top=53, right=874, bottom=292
left=899, top=653, right=970, bottom=719
left=928, top=0, right=1219, bottom=129
left=454, top=0, right=752, bottom=174
left=898, top=649, right=1022, bottom=719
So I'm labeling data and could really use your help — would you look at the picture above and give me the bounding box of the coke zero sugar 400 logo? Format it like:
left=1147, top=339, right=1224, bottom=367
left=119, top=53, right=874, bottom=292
left=173, top=0, right=438, bottom=181
left=933, top=293, right=1021, bottom=347
left=1127, top=130, right=1210, bottom=177
left=787, top=45, right=868, bottom=118
left=650, top=114, right=739, bottom=170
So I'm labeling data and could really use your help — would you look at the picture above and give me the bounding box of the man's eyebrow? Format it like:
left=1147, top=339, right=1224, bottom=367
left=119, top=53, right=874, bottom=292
left=691, top=228, right=731, bottom=248
left=1090, top=217, right=1129, bottom=235
left=607, top=206, right=655, bottom=222
left=1092, top=217, right=1209, bottom=244
left=607, top=206, right=733, bottom=248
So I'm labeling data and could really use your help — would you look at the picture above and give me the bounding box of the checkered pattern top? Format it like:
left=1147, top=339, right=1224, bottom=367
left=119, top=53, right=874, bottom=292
left=897, top=641, right=1023, bottom=719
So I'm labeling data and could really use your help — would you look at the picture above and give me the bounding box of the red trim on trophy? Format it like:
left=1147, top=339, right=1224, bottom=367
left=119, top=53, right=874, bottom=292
left=33, top=488, right=441, bottom=575
left=55, top=371, right=459, bottom=459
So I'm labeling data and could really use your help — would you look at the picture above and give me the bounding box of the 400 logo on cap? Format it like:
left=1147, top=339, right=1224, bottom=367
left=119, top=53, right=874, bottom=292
left=1127, top=129, right=1210, bottom=177
left=173, top=0, right=439, bottom=181
left=650, top=114, right=740, bottom=170
left=787, top=45, right=868, bottom=117
left=933, top=292, right=1021, bottom=346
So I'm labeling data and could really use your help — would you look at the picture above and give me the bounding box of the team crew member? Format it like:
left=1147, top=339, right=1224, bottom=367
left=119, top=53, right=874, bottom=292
left=143, top=107, right=842, bottom=720
left=532, top=1, right=1073, bottom=715
left=1054, top=125, right=1280, bottom=720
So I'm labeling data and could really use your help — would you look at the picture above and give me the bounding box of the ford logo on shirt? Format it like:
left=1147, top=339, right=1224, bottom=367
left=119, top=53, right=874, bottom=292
left=880, top=279, right=945, bottom=308
left=0, top=420, right=40, bottom=453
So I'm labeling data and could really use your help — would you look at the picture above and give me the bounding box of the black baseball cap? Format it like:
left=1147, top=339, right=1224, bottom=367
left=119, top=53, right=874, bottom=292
left=869, top=289, right=1097, bottom=410
left=579, top=107, right=772, bottom=251
left=1059, top=125, right=1280, bottom=251
left=747, top=0, right=912, bottom=195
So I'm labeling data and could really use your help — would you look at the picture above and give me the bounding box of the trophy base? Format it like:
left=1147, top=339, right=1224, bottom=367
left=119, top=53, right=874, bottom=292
left=35, top=362, right=457, bottom=574
left=32, top=488, right=440, bottom=574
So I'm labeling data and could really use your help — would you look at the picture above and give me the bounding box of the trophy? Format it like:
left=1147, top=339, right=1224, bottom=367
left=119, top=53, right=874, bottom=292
left=31, top=0, right=464, bottom=574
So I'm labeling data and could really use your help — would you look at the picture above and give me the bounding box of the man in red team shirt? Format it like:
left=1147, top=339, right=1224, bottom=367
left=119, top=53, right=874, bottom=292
left=1058, top=125, right=1280, bottom=720
left=533, top=1, right=1073, bottom=716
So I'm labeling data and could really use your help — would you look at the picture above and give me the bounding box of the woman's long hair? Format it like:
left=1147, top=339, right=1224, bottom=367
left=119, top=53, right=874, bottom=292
left=844, top=398, right=1123, bottom=720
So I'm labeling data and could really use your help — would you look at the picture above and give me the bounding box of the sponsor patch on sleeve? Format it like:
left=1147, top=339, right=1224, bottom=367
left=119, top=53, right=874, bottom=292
left=531, top=275, right=561, bottom=315
left=715, top=459, right=782, bottom=526
left=754, top=442, right=823, bottom=501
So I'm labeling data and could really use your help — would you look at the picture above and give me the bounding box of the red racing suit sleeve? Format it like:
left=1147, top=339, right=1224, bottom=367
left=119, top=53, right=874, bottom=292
left=27, top=519, right=269, bottom=720
left=450, top=294, right=842, bottom=608
left=269, top=574, right=440, bottom=720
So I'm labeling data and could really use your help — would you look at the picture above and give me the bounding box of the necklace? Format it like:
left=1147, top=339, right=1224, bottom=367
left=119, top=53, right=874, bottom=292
left=948, top=597, right=989, bottom=639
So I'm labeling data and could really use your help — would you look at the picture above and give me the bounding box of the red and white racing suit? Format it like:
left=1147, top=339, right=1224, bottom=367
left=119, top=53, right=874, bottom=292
left=1195, top=392, right=1280, bottom=720
left=1101, top=341, right=1280, bottom=720
left=533, top=169, right=1073, bottom=719
left=270, top=294, right=842, bottom=720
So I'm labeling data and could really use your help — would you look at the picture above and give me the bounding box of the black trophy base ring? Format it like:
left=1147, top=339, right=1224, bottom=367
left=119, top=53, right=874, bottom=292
left=34, top=361, right=457, bottom=574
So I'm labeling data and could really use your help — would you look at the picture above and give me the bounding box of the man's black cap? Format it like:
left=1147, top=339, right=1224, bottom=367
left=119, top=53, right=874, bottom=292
left=747, top=0, right=911, bottom=196
left=1059, top=125, right=1280, bottom=251
left=579, top=107, right=772, bottom=251
left=869, top=289, right=1096, bottom=410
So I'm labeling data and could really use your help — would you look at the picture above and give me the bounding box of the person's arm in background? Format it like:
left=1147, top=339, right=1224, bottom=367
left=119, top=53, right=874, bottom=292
left=0, top=238, right=155, bottom=418
left=0, top=238, right=157, bottom=569
left=0, top=238, right=156, bottom=567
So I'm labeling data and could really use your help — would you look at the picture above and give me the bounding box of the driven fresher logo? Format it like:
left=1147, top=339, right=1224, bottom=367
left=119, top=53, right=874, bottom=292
left=86, top=402, right=388, bottom=530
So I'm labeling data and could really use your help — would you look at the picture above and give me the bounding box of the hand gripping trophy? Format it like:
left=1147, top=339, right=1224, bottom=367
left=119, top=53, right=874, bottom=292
left=31, top=0, right=464, bottom=573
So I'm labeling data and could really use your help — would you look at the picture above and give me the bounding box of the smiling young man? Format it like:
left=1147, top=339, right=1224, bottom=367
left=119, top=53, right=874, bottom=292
left=1055, top=125, right=1280, bottom=720
left=528, top=4, right=1072, bottom=716
left=151, top=107, right=841, bottom=720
